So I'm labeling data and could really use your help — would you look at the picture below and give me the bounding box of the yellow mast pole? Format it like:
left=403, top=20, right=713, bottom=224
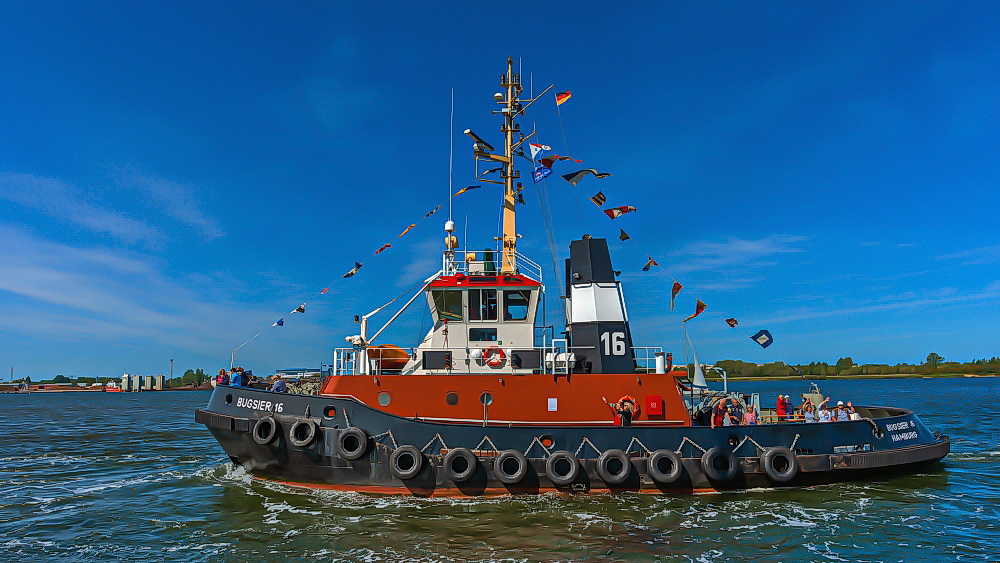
left=499, top=57, right=521, bottom=274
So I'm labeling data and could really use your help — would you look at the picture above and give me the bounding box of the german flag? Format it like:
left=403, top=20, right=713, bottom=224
left=555, top=90, right=571, bottom=105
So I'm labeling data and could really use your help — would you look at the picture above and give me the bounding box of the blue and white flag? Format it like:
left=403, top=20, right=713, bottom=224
left=272, top=318, right=284, bottom=327
left=751, top=329, right=773, bottom=348
left=532, top=165, right=552, bottom=183
left=528, top=143, right=551, bottom=161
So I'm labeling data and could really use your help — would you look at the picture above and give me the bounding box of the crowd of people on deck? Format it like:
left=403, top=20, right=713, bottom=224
left=705, top=393, right=858, bottom=428
left=215, top=367, right=288, bottom=393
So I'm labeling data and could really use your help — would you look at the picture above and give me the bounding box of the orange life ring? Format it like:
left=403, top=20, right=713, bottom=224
left=483, top=346, right=506, bottom=368
left=616, top=395, right=640, bottom=417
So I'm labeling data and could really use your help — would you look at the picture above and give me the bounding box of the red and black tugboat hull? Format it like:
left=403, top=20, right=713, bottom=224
left=196, top=386, right=949, bottom=496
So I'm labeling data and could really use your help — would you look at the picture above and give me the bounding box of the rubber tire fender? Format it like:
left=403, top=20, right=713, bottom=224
left=647, top=449, right=684, bottom=485
left=544, top=450, right=581, bottom=487
left=389, top=445, right=424, bottom=480
left=494, top=449, right=529, bottom=485
left=701, top=446, right=739, bottom=482
left=596, top=449, right=632, bottom=486
left=760, top=446, right=799, bottom=483
left=288, top=419, right=318, bottom=447
left=336, top=427, right=369, bottom=461
left=443, top=448, right=478, bottom=483
left=252, top=416, right=279, bottom=445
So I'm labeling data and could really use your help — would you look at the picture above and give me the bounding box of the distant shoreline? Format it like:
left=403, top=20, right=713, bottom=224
left=708, top=373, right=998, bottom=382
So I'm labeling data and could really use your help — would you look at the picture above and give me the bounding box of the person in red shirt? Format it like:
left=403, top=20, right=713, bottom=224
left=776, top=394, right=788, bottom=421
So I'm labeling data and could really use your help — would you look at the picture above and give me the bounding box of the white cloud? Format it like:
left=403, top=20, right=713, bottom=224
left=0, top=172, right=160, bottom=243
left=116, top=168, right=225, bottom=239
left=759, top=280, right=1000, bottom=324
left=0, top=224, right=248, bottom=352
left=669, top=235, right=810, bottom=273
left=935, top=244, right=1000, bottom=265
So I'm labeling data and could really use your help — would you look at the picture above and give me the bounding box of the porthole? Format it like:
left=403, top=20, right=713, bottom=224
left=324, top=406, right=338, bottom=418
left=225, top=394, right=233, bottom=405
left=378, top=392, right=391, bottom=406
left=540, top=434, right=555, bottom=448
left=446, top=392, right=459, bottom=406
left=480, top=392, right=493, bottom=406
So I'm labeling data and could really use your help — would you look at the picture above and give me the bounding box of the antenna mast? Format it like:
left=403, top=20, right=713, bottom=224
left=465, top=57, right=552, bottom=274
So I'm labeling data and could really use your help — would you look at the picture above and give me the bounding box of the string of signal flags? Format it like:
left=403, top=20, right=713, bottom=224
left=541, top=89, right=777, bottom=351
left=231, top=86, right=775, bottom=356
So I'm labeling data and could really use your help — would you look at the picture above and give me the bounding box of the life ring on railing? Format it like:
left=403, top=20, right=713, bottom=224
left=616, top=395, right=640, bottom=417
left=483, top=346, right=506, bottom=368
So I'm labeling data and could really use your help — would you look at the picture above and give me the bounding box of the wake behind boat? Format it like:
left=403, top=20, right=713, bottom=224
left=196, top=59, right=948, bottom=496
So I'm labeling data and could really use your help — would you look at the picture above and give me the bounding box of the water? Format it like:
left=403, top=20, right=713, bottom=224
left=0, top=378, right=996, bottom=561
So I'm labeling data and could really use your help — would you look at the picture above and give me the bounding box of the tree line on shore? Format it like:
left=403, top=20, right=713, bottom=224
left=10, top=369, right=210, bottom=386
left=712, top=353, right=1000, bottom=378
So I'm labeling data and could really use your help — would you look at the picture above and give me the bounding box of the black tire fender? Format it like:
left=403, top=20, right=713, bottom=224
left=389, top=445, right=424, bottom=480
left=443, top=448, right=478, bottom=483
left=647, top=449, right=684, bottom=485
left=545, top=450, right=581, bottom=487
left=336, top=427, right=369, bottom=460
left=701, top=446, right=739, bottom=482
left=761, top=446, right=799, bottom=483
left=252, top=416, right=278, bottom=445
left=596, top=449, right=632, bottom=485
left=288, top=419, right=318, bottom=447
left=494, top=449, right=529, bottom=484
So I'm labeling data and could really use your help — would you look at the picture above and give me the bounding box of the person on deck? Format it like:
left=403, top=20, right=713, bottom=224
left=216, top=369, right=229, bottom=386
left=802, top=402, right=816, bottom=423
left=270, top=374, right=287, bottom=393
left=711, top=399, right=727, bottom=429
left=834, top=401, right=854, bottom=421
left=741, top=406, right=758, bottom=426
left=776, top=394, right=788, bottom=421
left=817, top=397, right=832, bottom=422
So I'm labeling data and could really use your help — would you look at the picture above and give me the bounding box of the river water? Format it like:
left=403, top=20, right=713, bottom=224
left=0, top=377, right=996, bottom=562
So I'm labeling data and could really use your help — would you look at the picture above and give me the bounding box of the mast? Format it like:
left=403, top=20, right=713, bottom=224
left=498, top=57, right=521, bottom=274
left=465, top=57, right=552, bottom=275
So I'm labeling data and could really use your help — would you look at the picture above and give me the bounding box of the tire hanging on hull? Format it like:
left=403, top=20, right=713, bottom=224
left=545, top=451, right=581, bottom=486
left=252, top=416, right=279, bottom=445
left=647, top=449, right=684, bottom=485
left=761, top=447, right=799, bottom=483
left=701, top=447, right=739, bottom=482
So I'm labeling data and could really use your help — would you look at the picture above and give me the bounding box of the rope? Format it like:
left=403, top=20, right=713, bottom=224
left=574, top=437, right=603, bottom=458
left=421, top=433, right=448, bottom=454
left=625, top=437, right=652, bottom=455
left=342, top=409, right=350, bottom=428
left=744, top=436, right=767, bottom=452
left=369, top=429, right=398, bottom=449
left=474, top=435, right=500, bottom=454
left=524, top=436, right=554, bottom=458
left=789, top=433, right=801, bottom=451
left=676, top=436, right=707, bottom=454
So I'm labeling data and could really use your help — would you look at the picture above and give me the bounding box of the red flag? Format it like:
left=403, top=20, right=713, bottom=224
left=555, top=90, right=571, bottom=105
left=374, top=243, right=391, bottom=255
left=683, top=299, right=707, bottom=322
left=670, top=281, right=682, bottom=311
left=725, top=318, right=738, bottom=327
left=603, top=206, right=636, bottom=219
left=320, top=288, right=329, bottom=294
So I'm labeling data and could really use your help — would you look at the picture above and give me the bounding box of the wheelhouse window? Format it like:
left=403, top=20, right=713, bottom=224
left=503, top=290, right=531, bottom=321
left=469, top=328, right=497, bottom=341
left=468, top=288, right=498, bottom=321
left=432, top=290, right=463, bottom=321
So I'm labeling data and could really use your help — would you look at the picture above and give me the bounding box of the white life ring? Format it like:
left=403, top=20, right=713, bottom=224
left=483, top=346, right=506, bottom=368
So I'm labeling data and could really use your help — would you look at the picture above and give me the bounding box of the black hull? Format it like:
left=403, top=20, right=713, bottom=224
left=197, top=386, right=949, bottom=496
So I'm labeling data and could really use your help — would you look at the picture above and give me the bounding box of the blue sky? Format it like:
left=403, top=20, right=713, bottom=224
left=2, top=2, right=998, bottom=379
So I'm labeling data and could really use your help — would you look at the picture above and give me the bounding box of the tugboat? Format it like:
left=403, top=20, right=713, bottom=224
left=196, top=59, right=949, bottom=495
